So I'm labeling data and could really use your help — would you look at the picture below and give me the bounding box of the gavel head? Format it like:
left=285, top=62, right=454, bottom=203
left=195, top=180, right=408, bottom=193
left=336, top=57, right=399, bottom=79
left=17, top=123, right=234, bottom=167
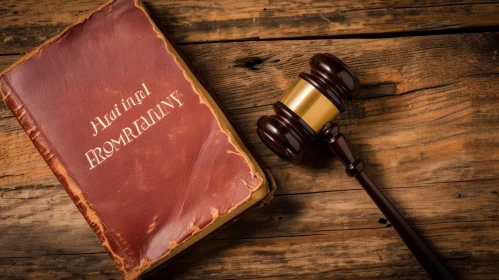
left=257, top=53, right=360, bottom=163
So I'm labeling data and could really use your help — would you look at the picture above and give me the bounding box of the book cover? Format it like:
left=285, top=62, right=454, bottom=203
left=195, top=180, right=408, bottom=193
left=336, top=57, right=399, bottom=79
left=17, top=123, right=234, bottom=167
left=0, top=0, right=273, bottom=278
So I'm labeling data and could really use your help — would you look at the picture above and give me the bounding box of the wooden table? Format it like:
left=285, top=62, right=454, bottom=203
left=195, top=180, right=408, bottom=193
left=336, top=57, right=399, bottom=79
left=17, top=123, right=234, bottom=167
left=1, top=1, right=499, bottom=279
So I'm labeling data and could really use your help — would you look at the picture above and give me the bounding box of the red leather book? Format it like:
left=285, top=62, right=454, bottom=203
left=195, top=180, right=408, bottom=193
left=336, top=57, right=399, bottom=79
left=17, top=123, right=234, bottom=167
left=0, top=0, right=274, bottom=278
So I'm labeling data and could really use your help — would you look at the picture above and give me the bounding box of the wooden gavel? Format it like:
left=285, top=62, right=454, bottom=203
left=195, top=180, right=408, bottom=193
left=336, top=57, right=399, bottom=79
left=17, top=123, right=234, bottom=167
left=257, top=53, right=455, bottom=280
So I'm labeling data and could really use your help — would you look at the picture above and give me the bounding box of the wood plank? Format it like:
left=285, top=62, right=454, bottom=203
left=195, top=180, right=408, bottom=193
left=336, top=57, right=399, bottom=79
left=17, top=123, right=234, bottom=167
left=0, top=253, right=120, bottom=280
left=1, top=33, right=498, bottom=194
left=1, top=221, right=498, bottom=279
left=1, top=177, right=497, bottom=255
left=181, top=32, right=499, bottom=110
left=152, top=221, right=499, bottom=280
left=2, top=0, right=499, bottom=54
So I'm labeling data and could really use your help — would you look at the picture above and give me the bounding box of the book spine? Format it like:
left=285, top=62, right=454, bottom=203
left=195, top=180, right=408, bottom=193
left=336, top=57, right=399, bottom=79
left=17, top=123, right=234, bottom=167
left=1, top=76, right=58, bottom=172
left=0, top=75, right=125, bottom=273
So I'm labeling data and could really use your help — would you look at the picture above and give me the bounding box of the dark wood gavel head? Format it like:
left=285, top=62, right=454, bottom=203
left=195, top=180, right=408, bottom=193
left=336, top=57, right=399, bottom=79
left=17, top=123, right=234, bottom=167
left=257, top=53, right=360, bottom=163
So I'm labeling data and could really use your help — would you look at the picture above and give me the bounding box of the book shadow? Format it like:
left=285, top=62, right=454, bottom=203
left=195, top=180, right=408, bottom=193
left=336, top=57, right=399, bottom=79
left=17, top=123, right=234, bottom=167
left=144, top=194, right=304, bottom=279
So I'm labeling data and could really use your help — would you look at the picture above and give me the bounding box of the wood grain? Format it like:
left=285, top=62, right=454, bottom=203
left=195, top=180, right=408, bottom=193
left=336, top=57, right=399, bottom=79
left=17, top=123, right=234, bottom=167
left=1, top=32, right=498, bottom=279
left=2, top=179, right=498, bottom=254
left=2, top=33, right=498, bottom=193
left=2, top=0, right=499, bottom=54
left=2, top=220, right=498, bottom=279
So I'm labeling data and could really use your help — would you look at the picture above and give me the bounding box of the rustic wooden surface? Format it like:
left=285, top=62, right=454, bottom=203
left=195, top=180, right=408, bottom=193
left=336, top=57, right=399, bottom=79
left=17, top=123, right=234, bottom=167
left=1, top=0, right=499, bottom=279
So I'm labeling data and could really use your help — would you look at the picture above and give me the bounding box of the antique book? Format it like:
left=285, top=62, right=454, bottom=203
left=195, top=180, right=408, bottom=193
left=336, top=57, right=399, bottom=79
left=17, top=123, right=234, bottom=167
left=0, top=0, right=274, bottom=278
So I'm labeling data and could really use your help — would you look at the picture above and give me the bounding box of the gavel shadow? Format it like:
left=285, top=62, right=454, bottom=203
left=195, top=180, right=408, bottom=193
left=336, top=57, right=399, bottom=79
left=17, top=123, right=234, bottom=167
left=144, top=194, right=304, bottom=279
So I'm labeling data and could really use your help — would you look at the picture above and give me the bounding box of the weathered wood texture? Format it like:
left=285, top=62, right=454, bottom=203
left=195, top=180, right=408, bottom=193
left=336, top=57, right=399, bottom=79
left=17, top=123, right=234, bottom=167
left=1, top=30, right=499, bottom=279
left=2, top=0, right=499, bottom=53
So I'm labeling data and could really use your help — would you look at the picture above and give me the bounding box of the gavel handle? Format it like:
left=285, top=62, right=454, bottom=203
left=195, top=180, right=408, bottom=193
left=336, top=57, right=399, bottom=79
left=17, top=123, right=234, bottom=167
left=323, top=123, right=455, bottom=280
